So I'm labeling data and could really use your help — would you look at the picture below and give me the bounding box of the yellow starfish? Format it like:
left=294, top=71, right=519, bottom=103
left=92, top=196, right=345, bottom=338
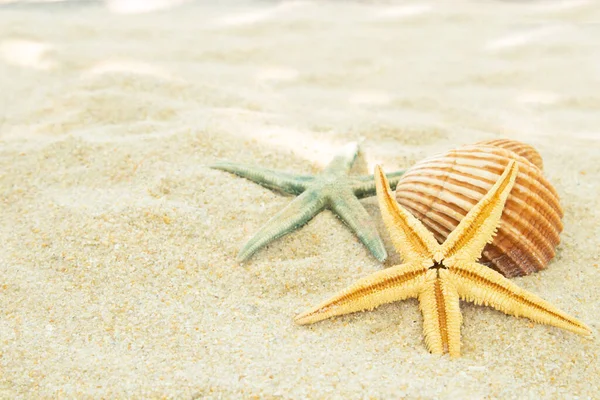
left=295, top=161, right=590, bottom=357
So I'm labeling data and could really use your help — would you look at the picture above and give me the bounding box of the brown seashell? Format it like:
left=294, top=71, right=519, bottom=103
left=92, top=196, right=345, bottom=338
left=478, top=138, right=544, bottom=170
left=395, top=141, right=563, bottom=277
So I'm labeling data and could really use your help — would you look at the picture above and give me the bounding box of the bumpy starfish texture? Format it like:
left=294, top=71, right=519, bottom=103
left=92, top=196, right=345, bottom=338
left=210, top=142, right=405, bottom=262
left=296, top=161, right=590, bottom=357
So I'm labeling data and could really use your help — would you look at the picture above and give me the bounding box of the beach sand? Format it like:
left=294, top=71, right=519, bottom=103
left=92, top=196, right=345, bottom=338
left=0, top=1, right=598, bottom=398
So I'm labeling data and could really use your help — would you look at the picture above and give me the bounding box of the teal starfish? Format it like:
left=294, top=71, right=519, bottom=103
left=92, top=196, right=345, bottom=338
left=210, top=142, right=405, bottom=262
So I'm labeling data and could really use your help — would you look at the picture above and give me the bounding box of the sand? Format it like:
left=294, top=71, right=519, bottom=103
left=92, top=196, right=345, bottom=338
left=0, top=1, right=599, bottom=398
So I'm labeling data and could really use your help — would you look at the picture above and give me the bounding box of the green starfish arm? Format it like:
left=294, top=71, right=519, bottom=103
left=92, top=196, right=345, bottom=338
left=351, top=171, right=405, bottom=199
left=210, top=162, right=312, bottom=196
left=212, top=142, right=404, bottom=261
left=237, top=190, right=327, bottom=261
left=322, top=142, right=359, bottom=175
left=330, top=191, right=388, bottom=261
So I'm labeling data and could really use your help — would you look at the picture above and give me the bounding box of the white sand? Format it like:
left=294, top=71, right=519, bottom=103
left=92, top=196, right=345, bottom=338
left=0, top=1, right=598, bottom=398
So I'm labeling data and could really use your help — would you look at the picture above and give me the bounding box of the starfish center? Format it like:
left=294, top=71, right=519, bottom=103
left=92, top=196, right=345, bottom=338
left=429, top=259, right=447, bottom=270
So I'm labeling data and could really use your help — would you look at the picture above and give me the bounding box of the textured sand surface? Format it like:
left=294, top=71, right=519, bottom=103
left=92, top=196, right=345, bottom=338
left=0, top=1, right=599, bottom=398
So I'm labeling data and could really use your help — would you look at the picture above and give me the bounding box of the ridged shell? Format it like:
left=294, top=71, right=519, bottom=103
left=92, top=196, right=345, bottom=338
left=478, top=139, right=544, bottom=170
left=395, top=141, right=563, bottom=277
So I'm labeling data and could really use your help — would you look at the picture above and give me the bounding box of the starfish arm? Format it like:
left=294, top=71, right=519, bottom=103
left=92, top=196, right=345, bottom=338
left=450, top=261, right=591, bottom=335
left=237, top=190, right=326, bottom=261
left=330, top=191, right=387, bottom=261
left=440, top=160, right=518, bottom=263
left=322, top=142, right=359, bottom=175
left=419, top=270, right=462, bottom=357
left=374, top=165, right=440, bottom=262
left=295, top=262, right=427, bottom=325
left=210, top=162, right=311, bottom=195
left=351, top=170, right=406, bottom=199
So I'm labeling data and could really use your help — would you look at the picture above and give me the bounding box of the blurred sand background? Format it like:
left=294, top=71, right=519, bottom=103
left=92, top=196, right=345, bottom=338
left=0, top=0, right=599, bottom=398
